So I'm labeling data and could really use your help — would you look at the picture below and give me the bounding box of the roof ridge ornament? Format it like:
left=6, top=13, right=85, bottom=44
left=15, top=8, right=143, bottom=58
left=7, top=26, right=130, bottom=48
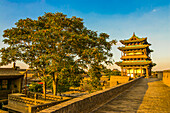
left=129, top=32, right=137, bottom=40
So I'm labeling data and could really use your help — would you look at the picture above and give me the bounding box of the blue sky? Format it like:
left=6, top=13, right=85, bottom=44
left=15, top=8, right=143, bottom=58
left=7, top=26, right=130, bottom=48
left=0, top=0, right=170, bottom=71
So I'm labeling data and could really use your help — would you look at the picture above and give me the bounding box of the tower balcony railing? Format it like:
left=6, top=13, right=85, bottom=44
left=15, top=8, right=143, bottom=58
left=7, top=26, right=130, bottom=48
left=123, top=60, right=151, bottom=63
left=125, top=45, right=144, bottom=47
left=121, top=55, right=149, bottom=59
left=117, top=60, right=151, bottom=63
left=122, top=45, right=148, bottom=47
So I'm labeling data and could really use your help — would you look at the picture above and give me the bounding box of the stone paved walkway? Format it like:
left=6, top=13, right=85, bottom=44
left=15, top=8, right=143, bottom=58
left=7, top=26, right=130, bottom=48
left=137, top=78, right=170, bottom=113
left=92, top=78, right=170, bottom=113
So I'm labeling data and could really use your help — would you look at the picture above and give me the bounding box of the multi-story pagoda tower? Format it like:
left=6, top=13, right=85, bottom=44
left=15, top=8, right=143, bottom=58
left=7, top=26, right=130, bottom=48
left=116, top=33, right=156, bottom=78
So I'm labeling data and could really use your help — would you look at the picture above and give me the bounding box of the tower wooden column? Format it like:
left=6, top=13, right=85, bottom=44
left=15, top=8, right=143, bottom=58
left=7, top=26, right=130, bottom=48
left=125, top=67, right=127, bottom=76
left=146, top=67, right=149, bottom=78
left=133, top=67, right=135, bottom=78
left=140, top=67, right=143, bottom=76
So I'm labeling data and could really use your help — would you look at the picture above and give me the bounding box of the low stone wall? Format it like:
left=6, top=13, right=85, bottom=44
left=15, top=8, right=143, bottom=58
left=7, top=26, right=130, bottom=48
left=110, top=76, right=130, bottom=87
left=24, top=91, right=71, bottom=101
left=163, top=70, right=170, bottom=86
left=3, top=93, right=72, bottom=113
left=0, top=109, right=8, bottom=113
left=39, top=77, right=142, bottom=113
left=29, top=101, right=62, bottom=113
left=0, top=90, right=11, bottom=99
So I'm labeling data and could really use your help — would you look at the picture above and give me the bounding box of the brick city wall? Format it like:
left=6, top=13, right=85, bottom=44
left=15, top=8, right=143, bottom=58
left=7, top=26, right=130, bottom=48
left=39, top=77, right=142, bottom=113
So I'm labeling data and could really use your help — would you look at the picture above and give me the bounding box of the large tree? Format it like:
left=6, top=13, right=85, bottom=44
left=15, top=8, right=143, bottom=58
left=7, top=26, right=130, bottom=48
left=0, top=12, right=116, bottom=97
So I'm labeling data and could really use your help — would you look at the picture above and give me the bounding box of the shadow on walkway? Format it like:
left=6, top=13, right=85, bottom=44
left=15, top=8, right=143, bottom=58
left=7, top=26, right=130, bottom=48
left=92, top=78, right=151, bottom=113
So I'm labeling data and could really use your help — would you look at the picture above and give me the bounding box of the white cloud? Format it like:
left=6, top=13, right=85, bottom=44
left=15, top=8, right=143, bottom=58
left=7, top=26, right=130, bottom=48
left=152, top=9, right=157, bottom=12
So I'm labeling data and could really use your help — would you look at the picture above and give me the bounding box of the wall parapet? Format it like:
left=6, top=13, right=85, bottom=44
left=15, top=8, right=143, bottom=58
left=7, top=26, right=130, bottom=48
left=39, top=77, right=143, bottom=113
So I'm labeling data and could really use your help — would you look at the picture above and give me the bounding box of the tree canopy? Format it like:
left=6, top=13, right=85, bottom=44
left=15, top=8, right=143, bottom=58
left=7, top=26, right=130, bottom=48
left=0, top=12, right=116, bottom=94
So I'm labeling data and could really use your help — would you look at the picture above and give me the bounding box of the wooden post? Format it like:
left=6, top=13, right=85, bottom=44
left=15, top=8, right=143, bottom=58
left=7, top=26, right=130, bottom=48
left=34, top=93, right=37, bottom=105
left=146, top=67, right=149, bottom=78
left=133, top=67, right=135, bottom=78
left=121, top=67, right=123, bottom=76
left=13, top=62, right=16, bottom=69
left=149, top=68, right=151, bottom=76
left=28, top=105, right=32, bottom=113
left=25, top=70, right=27, bottom=95
left=127, top=68, right=129, bottom=76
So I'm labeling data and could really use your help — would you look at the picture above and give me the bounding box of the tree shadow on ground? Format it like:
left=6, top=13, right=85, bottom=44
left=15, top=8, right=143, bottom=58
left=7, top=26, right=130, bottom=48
left=91, top=78, right=157, bottom=113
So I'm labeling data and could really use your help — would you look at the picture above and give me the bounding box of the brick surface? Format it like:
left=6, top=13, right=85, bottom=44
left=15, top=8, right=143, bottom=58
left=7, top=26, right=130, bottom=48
left=92, top=78, right=170, bottom=113
left=137, top=78, right=170, bottom=113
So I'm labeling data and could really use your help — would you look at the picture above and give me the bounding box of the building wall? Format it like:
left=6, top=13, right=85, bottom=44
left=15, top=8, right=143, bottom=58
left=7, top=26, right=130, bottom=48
left=10, top=77, right=23, bottom=93
left=156, top=71, right=163, bottom=80
left=0, top=77, right=23, bottom=99
left=0, top=90, right=11, bottom=99
left=163, top=70, right=170, bottom=87
left=17, top=77, right=23, bottom=93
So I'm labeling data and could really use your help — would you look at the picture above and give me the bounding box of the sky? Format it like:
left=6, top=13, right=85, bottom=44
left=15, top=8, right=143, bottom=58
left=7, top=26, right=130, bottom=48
left=0, top=0, right=170, bottom=71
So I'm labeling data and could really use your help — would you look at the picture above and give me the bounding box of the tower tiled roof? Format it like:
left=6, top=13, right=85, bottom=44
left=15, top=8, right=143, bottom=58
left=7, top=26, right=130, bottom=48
left=118, top=45, right=149, bottom=50
left=120, top=33, right=148, bottom=44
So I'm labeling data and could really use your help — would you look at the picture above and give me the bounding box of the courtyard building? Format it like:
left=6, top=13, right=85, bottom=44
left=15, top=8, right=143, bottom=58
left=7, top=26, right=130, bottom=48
left=0, top=68, right=24, bottom=99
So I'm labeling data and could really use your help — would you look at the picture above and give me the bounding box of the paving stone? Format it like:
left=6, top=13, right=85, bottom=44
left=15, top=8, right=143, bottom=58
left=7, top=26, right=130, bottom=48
left=92, top=78, right=170, bottom=113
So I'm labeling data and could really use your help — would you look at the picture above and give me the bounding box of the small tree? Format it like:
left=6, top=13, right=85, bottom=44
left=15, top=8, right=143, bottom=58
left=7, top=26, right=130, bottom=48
left=29, top=82, right=43, bottom=93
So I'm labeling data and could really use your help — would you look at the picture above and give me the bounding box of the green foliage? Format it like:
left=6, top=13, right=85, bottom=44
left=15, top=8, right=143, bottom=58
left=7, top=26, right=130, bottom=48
left=0, top=12, right=116, bottom=94
left=103, top=69, right=121, bottom=78
left=80, top=82, right=93, bottom=92
left=112, top=70, right=121, bottom=76
left=29, top=82, right=43, bottom=92
left=88, top=63, right=103, bottom=89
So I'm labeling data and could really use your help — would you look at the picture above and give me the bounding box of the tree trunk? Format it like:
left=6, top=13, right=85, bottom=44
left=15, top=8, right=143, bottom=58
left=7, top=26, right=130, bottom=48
left=53, top=75, right=56, bottom=95
left=43, top=73, right=46, bottom=100
left=53, top=73, right=58, bottom=96
left=43, top=81, right=46, bottom=100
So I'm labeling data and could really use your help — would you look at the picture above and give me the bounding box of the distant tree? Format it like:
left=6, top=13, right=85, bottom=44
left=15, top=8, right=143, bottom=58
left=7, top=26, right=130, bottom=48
left=112, top=69, right=121, bottom=76
left=0, top=12, right=116, bottom=96
left=103, top=68, right=121, bottom=79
